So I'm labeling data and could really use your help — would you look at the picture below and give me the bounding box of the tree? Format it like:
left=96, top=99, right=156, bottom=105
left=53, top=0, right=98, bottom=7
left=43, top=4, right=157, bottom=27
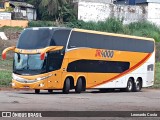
left=25, top=0, right=76, bottom=22
left=40, top=0, right=76, bottom=22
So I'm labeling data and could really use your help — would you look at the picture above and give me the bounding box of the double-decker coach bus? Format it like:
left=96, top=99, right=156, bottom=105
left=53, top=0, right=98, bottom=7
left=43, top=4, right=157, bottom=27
left=2, top=27, right=155, bottom=94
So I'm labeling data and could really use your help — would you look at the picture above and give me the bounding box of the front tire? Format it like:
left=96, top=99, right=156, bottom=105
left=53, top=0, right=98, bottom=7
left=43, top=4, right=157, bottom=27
left=125, top=79, right=134, bottom=92
left=75, top=78, right=83, bottom=93
left=63, top=78, right=70, bottom=94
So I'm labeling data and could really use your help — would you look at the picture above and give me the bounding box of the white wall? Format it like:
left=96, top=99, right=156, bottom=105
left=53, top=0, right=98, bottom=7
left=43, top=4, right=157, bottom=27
left=0, top=12, right=11, bottom=20
left=78, top=1, right=160, bottom=25
left=148, top=3, right=160, bottom=26
left=27, top=8, right=37, bottom=20
left=78, top=2, right=111, bottom=22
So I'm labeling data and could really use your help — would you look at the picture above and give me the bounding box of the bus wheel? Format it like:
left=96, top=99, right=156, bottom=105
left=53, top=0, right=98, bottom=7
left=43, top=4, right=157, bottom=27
left=48, top=89, right=53, bottom=93
left=75, top=78, right=83, bottom=93
left=35, top=89, right=40, bottom=94
left=63, top=78, right=70, bottom=94
left=133, top=79, right=142, bottom=92
left=125, top=78, right=134, bottom=92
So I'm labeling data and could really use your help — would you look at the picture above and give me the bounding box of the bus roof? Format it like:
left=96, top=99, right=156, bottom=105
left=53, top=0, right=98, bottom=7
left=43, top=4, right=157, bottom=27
left=24, top=27, right=154, bottom=42
left=73, top=28, right=155, bottom=42
left=25, top=27, right=72, bottom=31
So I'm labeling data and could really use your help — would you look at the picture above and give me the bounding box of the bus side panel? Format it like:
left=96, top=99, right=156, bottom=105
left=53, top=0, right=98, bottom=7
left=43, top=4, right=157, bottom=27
left=125, top=51, right=155, bottom=87
left=47, top=70, right=62, bottom=89
left=87, top=73, right=117, bottom=88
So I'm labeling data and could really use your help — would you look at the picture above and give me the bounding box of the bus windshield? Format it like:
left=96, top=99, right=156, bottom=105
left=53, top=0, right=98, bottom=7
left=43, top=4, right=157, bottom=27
left=14, top=53, right=47, bottom=75
left=17, top=29, right=52, bottom=49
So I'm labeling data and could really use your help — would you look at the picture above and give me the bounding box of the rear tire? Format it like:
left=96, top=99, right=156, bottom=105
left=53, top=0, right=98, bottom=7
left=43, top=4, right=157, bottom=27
left=125, top=78, right=134, bottom=92
left=75, top=78, right=83, bottom=93
left=133, top=79, right=142, bottom=92
left=35, top=89, right=40, bottom=94
left=63, top=78, right=70, bottom=94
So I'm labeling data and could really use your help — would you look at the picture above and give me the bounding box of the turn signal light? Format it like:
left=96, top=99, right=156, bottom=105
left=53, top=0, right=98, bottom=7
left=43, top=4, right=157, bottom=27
left=2, top=52, right=6, bottom=60
left=40, top=53, right=45, bottom=60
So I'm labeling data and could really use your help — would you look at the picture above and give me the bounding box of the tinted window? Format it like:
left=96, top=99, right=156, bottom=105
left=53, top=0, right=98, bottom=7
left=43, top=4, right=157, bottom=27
left=67, top=60, right=130, bottom=73
left=68, top=32, right=87, bottom=48
left=47, top=51, right=64, bottom=71
left=68, top=31, right=154, bottom=53
left=51, top=29, right=71, bottom=52
left=17, top=28, right=71, bottom=49
left=17, top=29, right=52, bottom=49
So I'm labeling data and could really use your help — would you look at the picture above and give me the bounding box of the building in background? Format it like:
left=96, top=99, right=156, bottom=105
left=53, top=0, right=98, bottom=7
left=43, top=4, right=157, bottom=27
left=78, top=0, right=160, bottom=25
left=0, top=0, right=36, bottom=20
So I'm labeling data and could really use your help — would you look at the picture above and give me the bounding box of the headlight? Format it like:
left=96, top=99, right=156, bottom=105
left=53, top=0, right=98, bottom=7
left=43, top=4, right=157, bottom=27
left=12, top=73, right=21, bottom=80
left=12, top=73, right=52, bottom=83
left=36, top=74, right=53, bottom=81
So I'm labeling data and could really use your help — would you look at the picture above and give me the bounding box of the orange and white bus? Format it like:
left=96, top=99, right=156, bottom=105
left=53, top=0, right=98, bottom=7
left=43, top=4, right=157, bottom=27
left=2, top=27, right=155, bottom=94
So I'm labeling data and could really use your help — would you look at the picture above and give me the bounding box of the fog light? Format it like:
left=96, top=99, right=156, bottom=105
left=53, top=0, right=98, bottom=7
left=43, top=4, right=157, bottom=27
left=39, top=83, right=44, bottom=87
left=12, top=83, right=15, bottom=87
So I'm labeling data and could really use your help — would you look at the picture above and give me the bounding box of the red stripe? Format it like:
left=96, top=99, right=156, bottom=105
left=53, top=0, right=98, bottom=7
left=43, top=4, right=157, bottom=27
left=90, top=53, right=151, bottom=88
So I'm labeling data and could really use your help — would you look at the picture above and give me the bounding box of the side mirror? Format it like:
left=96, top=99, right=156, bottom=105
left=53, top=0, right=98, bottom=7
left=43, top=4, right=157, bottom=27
left=40, top=46, right=63, bottom=60
left=2, top=46, right=16, bottom=60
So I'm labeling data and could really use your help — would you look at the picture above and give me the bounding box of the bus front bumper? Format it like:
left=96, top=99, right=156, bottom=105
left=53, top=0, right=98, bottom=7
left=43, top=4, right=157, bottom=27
left=12, top=79, right=48, bottom=89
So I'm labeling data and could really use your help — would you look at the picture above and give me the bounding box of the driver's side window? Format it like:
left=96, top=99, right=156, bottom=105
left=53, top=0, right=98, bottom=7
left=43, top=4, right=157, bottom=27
left=47, top=51, right=63, bottom=72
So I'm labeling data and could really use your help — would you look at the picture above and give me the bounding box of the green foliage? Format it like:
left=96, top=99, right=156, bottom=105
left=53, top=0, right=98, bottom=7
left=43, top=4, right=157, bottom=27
left=58, top=3, right=77, bottom=22
left=66, top=18, right=124, bottom=33
left=0, top=59, right=12, bottom=87
left=128, top=21, right=160, bottom=42
left=28, top=21, right=56, bottom=27
left=153, top=62, right=160, bottom=88
left=26, top=0, right=76, bottom=22
left=0, top=70, right=12, bottom=86
left=0, top=26, right=23, bottom=32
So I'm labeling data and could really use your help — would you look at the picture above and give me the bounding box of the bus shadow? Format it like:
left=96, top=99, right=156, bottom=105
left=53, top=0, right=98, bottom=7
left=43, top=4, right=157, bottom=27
left=18, top=89, right=127, bottom=95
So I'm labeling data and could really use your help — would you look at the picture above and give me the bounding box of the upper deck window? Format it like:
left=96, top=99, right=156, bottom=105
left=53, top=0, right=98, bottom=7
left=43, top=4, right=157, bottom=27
left=68, top=31, right=154, bottom=53
left=17, top=28, right=71, bottom=49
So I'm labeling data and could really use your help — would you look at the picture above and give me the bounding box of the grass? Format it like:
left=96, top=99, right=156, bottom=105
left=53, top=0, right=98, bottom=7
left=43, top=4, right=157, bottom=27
left=0, top=57, right=160, bottom=88
left=153, top=62, right=160, bottom=88
left=0, top=70, right=12, bottom=86
left=0, top=59, right=12, bottom=87
left=0, top=26, right=23, bottom=32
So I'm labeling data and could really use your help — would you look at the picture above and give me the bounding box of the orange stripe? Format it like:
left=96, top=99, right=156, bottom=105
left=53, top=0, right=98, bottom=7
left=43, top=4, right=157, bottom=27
left=90, top=53, right=152, bottom=88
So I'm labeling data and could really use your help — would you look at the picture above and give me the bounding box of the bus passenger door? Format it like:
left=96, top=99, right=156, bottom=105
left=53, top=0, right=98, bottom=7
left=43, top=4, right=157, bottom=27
left=47, top=51, right=63, bottom=89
